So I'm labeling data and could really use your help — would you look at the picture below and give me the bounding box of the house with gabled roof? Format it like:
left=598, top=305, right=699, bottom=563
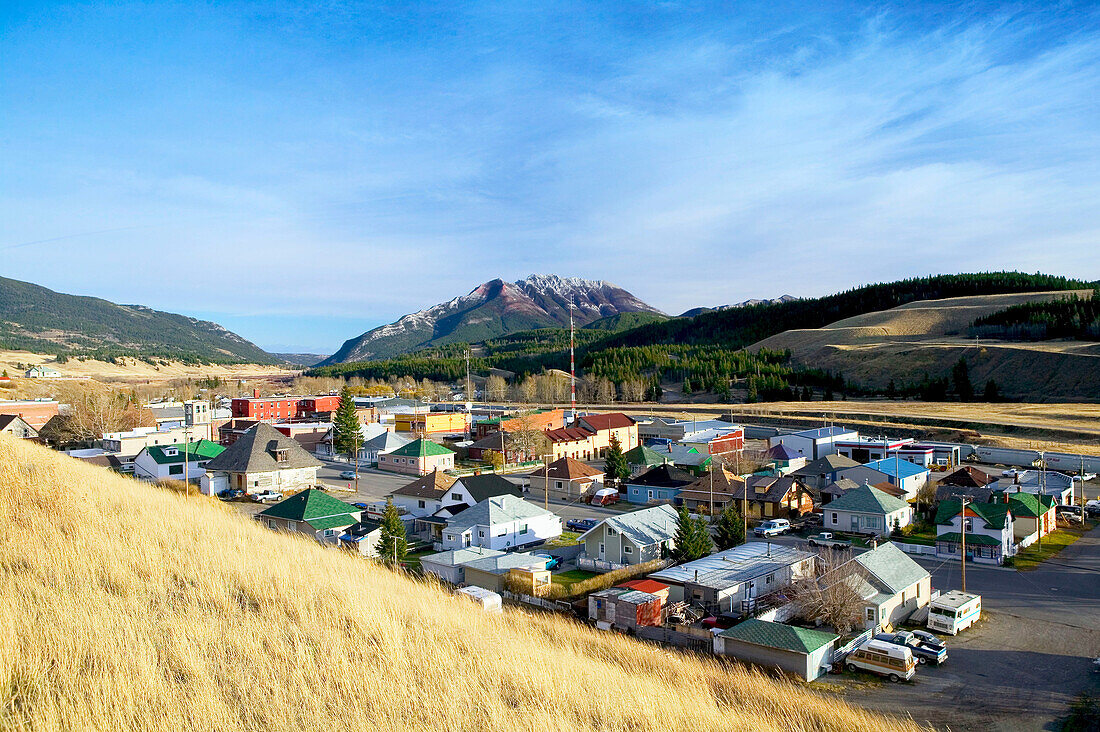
left=338, top=519, right=385, bottom=557
left=624, top=463, right=697, bottom=505
left=824, top=484, right=913, bottom=536
left=420, top=546, right=507, bottom=584
left=577, top=412, right=638, bottom=454
left=377, top=438, right=455, bottom=475
left=133, top=439, right=225, bottom=483
left=0, top=414, right=38, bottom=439
left=622, top=444, right=669, bottom=475
left=257, top=489, right=361, bottom=544
left=934, top=498, right=1015, bottom=564
left=440, top=494, right=560, bottom=551
left=847, top=542, right=932, bottom=630
left=200, top=422, right=322, bottom=496
left=724, top=475, right=814, bottom=520
left=577, top=504, right=679, bottom=569
left=839, top=458, right=928, bottom=501
left=675, top=468, right=746, bottom=514
left=1007, top=491, right=1056, bottom=547
left=790, top=454, right=862, bottom=492
left=527, top=456, right=604, bottom=499
left=763, top=443, right=807, bottom=474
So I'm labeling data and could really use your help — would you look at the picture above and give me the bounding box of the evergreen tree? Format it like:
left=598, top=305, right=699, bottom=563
left=375, top=499, right=408, bottom=566
left=952, top=358, right=973, bottom=401
left=603, top=434, right=630, bottom=483
left=331, top=385, right=362, bottom=457
left=673, top=505, right=712, bottom=562
left=746, top=377, right=759, bottom=403
left=714, top=503, right=745, bottom=550
left=983, top=379, right=1001, bottom=402
left=692, top=514, right=714, bottom=557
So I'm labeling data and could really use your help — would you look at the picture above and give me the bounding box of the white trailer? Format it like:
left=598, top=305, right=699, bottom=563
left=927, top=591, right=981, bottom=635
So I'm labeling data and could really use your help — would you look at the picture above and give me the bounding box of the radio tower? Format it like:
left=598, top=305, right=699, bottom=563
left=569, top=299, right=577, bottom=425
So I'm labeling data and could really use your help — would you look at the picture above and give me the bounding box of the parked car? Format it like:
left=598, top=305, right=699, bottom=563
left=588, top=487, right=620, bottom=506
left=807, top=532, right=851, bottom=549
left=1055, top=504, right=1084, bottom=522
left=754, top=519, right=791, bottom=537
left=252, top=490, right=283, bottom=503
left=845, top=639, right=917, bottom=682
left=1001, top=468, right=1020, bottom=478
left=533, top=553, right=561, bottom=571
left=802, top=513, right=823, bottom=527
left=565, top=518, right=598, bottom=532
left=339, top=470, right=357, bottom=480
left=1085, top=500, right=1100, bottom=518
left=874, top=630, right=947, bottom=665
left=217, top=488, right=244, bottom=500
left=701, top=612, right=741, bottom=630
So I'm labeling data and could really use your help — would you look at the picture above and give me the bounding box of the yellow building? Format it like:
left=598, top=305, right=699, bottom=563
left=394, top=412, right=468, bottom=435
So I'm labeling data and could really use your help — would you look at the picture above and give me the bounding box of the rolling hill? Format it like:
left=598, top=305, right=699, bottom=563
left=321, top=274, right=663, bottom=364
left=0, top=275, right=277, bottom=364
left=0, top=435, right=918, bottom=732
left=751, top=290, right=1100, bottom=400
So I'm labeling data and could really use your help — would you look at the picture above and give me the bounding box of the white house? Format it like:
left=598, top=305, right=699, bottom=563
left=388, top=471, right=522, bottom=519
left=441, top=495, right=561, bottom=551
left=576, top=504, right=679, bottom=569
left=132, top=440, right=225, bottom=483
left=846, top=542, right=932, bottom=630
left=768, top=426, right=859, bottom=460
left=823, top=485, right=913, bottom=537
left=934, top=498, right=1015, bottom=565
left=838, top=458, right=929, bottom=501
left=421, top=547, right=507, bottom=584
left=24, top=366, right=62, bottom=378
left=200, top=423, right=322, bottom=496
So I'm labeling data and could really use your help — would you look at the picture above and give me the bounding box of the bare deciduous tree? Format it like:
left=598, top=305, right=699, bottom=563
left=506, top=412, right=550, bottom=463
left=56, top=384, right=155, bottom=441
left=787, top=549, right=866, bottom=636
left=484, top=375, right=508, bottom=402
left=595, top=377, right=616, bottom=404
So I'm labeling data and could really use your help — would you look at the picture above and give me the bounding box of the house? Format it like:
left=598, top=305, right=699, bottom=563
left=577, top=412, right=639, bottom=454
left=420, top=547, right=506, bottom=584
left=377, top=438, right=455, bottom=475
left=459, top=552, right=551, bottom=593
left=790, top=454, right=862, bottom=492
left=1006, top=491, right=1057, bottom=547
left=388, top=470, right=461, bottom=518
left=544, top=426, right=599, bottom=461
left=768, top=426, right=859, bottom=460
left=577, top=504, right=679, bottom=569
left=589, top=587, right=664, bottom=631
left=762, top=443, right=808, bottom=474
left=714, top=619, right=838, bottom=682
left=847, top=542, right=932, bottom=630
left=273, top=422, right=331, bottom=454
left=440, top=495, right=561, bottom=551
left=24, top=366, right=62, bottom=378
left=338, top=519, right=384, bottom=557
left=316, top=421, right=390, bottom=458
left=358, top=430, right=413, bottom=465
left=649, top=543, right=815, bottom=611
left=257, top=489, right=361, bottom=544
left=0, top=414, right=38, bottom=439
left=839, top=458, right=928, bottom=501
left=474, top=409, right=565, bottom=439
left=391, top=471, right=524, bottom=544
left=823, top=485, right=913, bottom=537
left=991, top=470, right=1075, bottom=505
left=679, top=426, right=745, bottom=456
left=935, top=466, right=999, bottom=503
left=726, top=475, right=815, bottom=520
left=200, top=423, right=323, bottom=496
left=657, top=443, right=712, bottom=476
left=834, top=437, right=934, bottom=467
left=624, top=464, right=697, bottom=505
left=934, top=499, right=1015, bottom=564
left=818, top=477, right=860, bottom=506
left=0, top=399, right=59, bottom=429
left=527, top=457, right=604, bottom=499
left=133, top=439, right=225, bottom=483
left=623, top=444, right=670, bottom=475
left=675, top=468, right=746, bottom=514
left=101, top=425, right=195, bottom=454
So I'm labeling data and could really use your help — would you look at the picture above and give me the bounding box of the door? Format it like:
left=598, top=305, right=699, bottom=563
left=598, top=542, right=605, bottom=560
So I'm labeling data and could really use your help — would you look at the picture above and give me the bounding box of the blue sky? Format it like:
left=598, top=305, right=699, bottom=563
left=3, top=2, right=1100, bottom=353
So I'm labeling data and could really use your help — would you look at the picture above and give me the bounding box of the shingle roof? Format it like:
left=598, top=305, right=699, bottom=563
left=446, top=495, right=554, bottom=532
left=934, top=484, right=994, bottom=503
left=468, top=432, right=508, bottom=451
left=259, top=489, right=358, bottom=522
left=389, top=469, right=457, bottom=499
left=935, top=499, right=1010, bottom=529
left=825, top=485, right=910, bottom=514
left=820, top=478, right=860, bottom=497
left=627, top=463, right=697, bottom=488
left=579, top=413, right=635, bottom=431
left=306, top=514, right=359, bottom=532
left=362, top=431, right=413, bottom=453
left=938, top=466, right=997, bottom=488
left=204, top=423, right=323, bottom=473
left=853, top=542, right=929, bottom=595
left=717, top=619, right=838, bottom=654
left=461, top=552, right=549, bottom=574
left=544, top=426, right=595, bottom=443
left=388, top=439, right=454, bottom=458
left=680, top=467, right=744, bottom=496
left=765, top=444, right=803, bottom=461
left=528, top=456, right=603, bottom=480
left=454, top=473, right=524, bottom=502
left=578, top=504, right=678, bottom=547
left=1007, top=492, right=1056, bottom=518
left=144, top=439, right=225, bottom=465
left=421, top=547, right=506, bottom=567
left=791, top=454, right=862, bottom=476
left=935, top=532, right=1002, bottom=546
left=622, top=444, right=668, bottom=467
left=727, top=475, right=807, bottom=504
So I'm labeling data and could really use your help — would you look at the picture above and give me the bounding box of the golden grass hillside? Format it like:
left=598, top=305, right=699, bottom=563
left=0, top=436, right=923, bottom=732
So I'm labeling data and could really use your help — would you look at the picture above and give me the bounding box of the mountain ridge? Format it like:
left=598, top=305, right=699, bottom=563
left=321, top=274, right=663, bottom=364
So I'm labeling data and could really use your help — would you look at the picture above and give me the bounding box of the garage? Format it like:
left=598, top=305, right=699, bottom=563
left=713, top=619, right=838, bottom=681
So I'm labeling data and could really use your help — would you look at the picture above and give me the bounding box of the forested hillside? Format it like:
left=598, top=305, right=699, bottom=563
left=0, top=276, right=277, bottom=364
left=971, top=289, right=1100, bottom=341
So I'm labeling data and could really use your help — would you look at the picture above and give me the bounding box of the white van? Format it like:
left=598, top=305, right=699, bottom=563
left=844, top=639, right=917, bottom=682
left=927, top=591, right=981, bottom=635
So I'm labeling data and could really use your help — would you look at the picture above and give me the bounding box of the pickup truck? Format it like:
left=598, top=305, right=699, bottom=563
left=874, top=630, right=947, bottom=665
left=806, top=532, right=852, bottom=549
left=753, top=519, right=791, bottom=537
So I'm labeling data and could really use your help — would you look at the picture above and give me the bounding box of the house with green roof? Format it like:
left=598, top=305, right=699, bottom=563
left=934, top=498, right=1015, bottom=564
left=377, top=438, right=455, bottom=476
left=132, top=439, right=225, bottom=483
left=714, top=619, right=839, bottom=681
left=257, top=488, right=362, bottom=545
left=1007, top=491, right=1056, bottom=547
left=823, top=484, right=913, bottom=537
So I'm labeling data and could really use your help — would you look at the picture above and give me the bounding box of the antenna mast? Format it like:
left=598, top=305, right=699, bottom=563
left=570, top=298, right=577, bottom=424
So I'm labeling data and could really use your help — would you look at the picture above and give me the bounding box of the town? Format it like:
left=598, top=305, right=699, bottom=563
left=3, top=381, right=1097, bottom=729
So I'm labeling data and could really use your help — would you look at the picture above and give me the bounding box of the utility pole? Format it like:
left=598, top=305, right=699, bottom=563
left=957, top=495, right=971, bottom=593
left=542, top=452, right=553, bottom=511
left=569, top=299, right=577, bottom=426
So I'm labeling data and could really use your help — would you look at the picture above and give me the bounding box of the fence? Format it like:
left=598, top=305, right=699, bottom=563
left=891, top=541, right=936, bottom=555
left=577, top=556, right=628, bottom=573
left=831, top=628, right=874, bottom=665
left=500, top=590, right=573, bottom=613
left=636, top=625, right=714, bottom=652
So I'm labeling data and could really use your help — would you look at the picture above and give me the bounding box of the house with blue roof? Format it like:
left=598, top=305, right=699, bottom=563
left=838, top=457, right=929, bottom=501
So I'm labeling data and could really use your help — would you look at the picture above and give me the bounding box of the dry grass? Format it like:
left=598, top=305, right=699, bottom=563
left=0, top=436, right=924, bottom=732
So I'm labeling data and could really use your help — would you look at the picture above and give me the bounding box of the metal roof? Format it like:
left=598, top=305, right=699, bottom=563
left=650, top=543, right=814, bottom=591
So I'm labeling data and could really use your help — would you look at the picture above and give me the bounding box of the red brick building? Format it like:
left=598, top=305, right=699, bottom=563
left=230, top=393, right=343, bottom=422
left=0, top=399, right=60, bottom=430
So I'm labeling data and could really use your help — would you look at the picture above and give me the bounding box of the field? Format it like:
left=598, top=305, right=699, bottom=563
left=751, top=290, right=1100, bottom=401
left=0, top=436, right=923, bottom=732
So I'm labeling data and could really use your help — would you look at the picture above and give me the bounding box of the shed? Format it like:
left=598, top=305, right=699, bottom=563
left=588, top=587, right=663, bottom=631
left=714, top=619, right=838, bottom=681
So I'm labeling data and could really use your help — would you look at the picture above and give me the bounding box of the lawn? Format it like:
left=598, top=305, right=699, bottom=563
left=401, top=548, right=436, bottom=573
left=551, top=569, right=600, bottom=586
left=1011, top=525, right=1090, bottom=570
left=541, top=531, right=581, bottom=547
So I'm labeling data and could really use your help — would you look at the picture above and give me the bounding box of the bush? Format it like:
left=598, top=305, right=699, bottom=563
left=544, top=559, right=665, bottom=600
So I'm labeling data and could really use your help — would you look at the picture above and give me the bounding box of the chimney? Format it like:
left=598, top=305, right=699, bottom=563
left=694, top=569, right=699, bottom=582
left=767, top=542, right=771, bottom=556
left=253, top=388, right=261, bottom=398
left=870, top=537, right=878, bottom=549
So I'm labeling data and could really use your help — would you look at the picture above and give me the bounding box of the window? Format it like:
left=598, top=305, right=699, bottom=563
left=765, top=573, right=775, bottom=584
left=451, top=493, right=462, bottom=501
left=623, top=545, right=633, bottom=555
left=169, top=465, right=183, bottom=475
left=606, top=527, right=617, bottom=536
left=865, top=608, right=876, bottom=623
left=267, top=520, right=277, bottom=529
left=831, top=513, right=838, bottom=524
left=963, top=518, right=973, bottom=532
left=418, top=500, right=426, bottom=509
left=520, top=524, right=528, bottom=534
left=478, top=530, right=485, bottom=538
